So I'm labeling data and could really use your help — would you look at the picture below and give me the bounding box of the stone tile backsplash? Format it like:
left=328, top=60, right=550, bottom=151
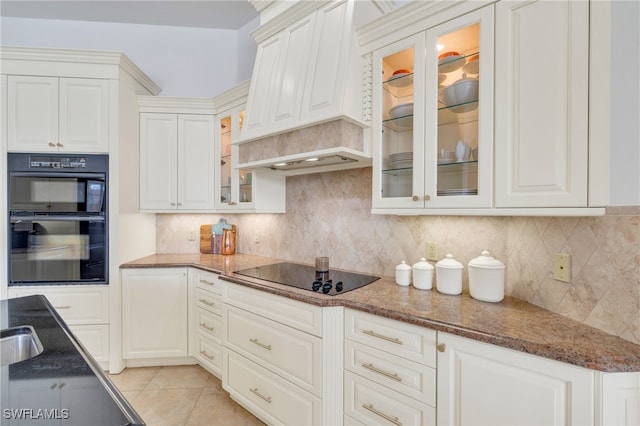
left=156, top=167, right=640, bottom=345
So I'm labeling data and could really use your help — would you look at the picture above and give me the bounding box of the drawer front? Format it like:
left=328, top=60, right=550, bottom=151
left=194, top=269, right=223, bottom=295
left=197, top=335, right=222, bottom=375
left=345, top=340, right=436, bottom=405
left=345, top=309, right=436, bottom=367
left=345, top=371, right=435, bottom=426
left=224, top=349, right=321, bottom=426
left=225, top=305, right=322, bottom=396
left=195, top=287, right=222, bottom=315
left=8, top=286, right=109, bottom=325
left=225, top=282, right=323, bottom=336
left=196, top=309, right=222, bottom=341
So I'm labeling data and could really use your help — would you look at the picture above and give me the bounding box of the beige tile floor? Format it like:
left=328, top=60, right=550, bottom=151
left=109, top=365, right=265, bottom=426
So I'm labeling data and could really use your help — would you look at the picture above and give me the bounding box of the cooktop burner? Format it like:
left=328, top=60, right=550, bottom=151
left=234, top=262, right=379, bottom=296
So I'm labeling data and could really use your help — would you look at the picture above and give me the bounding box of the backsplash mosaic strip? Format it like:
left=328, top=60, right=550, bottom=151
left=156, top=168, right=640, bottom=345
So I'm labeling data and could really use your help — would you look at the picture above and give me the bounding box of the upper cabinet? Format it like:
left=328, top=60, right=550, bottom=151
left=371, top=5, right=494, bottom=211
left=361, top=0, right=608, bottom=215
left=7, top=76, right=110, bottom=153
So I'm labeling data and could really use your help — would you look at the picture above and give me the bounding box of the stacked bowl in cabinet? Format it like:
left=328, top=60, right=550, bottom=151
left=344, top=309, right=437, bottom=425
left=192, top=269, right=224, bottom=376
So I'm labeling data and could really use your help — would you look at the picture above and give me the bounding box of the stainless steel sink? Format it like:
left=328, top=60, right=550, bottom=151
left=1, top=326, right=44, bottom=366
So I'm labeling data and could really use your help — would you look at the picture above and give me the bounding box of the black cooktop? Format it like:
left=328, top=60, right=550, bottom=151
left=234, top=262, right=379, bottom=296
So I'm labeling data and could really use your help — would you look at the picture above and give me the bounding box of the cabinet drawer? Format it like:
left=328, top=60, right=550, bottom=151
left=345, top=309, right=436, bottom=367
left=345, top=371, right=435, bottom=426
left=70, top=324, right=109, bottom=365
left=195, top=287, right=222, bottom=315
left=196, top=308, right=222, bottom=342
left=224, top=349, right=321, bottom=426
left=345, top=340, right=436, bottom=405
left=194, top=269, right=223, bottom=295
left=225, top=282, right=322, bottom=336
left=196, top=335, right=222, bottom=375
left=225, top=305, right=322, bottom=396
left=8, top=286, right=109, bottom=325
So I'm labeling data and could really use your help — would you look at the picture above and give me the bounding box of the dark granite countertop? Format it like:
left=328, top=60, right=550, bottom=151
left=1, top=295, right=144, bottom=426
left=121, top=253, right=640, bottom=373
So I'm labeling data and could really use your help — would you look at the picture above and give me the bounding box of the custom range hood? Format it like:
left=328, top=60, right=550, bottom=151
left=235, top=0, right=391, bottom=175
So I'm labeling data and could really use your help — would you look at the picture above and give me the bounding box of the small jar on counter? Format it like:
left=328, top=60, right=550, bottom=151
left=395, top=261, right=411, bottom=286
left=412, top=258, right=434, bottom=290
left=435, top=254, right=463, bottom=295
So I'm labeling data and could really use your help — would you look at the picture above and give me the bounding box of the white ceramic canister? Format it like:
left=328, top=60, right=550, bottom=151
left=468, top=250, right=506, bottom=302
left=395, top=261, right=412, bottom=286
left=435, top=254, right=463, bottom=295
left=412, top=258, right=434, bottom=290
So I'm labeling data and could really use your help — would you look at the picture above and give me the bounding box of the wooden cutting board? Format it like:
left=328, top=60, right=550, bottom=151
left=199, top=225, right=212, bottom=253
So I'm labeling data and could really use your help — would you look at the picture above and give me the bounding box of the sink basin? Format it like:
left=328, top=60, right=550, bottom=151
left=1, top=326, right=44, bottom=366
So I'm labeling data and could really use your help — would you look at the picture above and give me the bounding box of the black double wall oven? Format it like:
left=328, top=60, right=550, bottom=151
left=8, top=153, right=109, bottom=286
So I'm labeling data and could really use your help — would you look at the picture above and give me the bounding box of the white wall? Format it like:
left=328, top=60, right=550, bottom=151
left=0, top=17, right=254, bottom=98
left=237, top=16, right=259, bottom=82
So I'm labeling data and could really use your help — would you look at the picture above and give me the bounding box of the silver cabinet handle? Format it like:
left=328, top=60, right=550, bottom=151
left=48, top=142, right=56, bottom=147
left=362, top=403, right=401, bottom=426
left=56, top=142, right=64, bottom=148
left=249, top=338, right=271, bottom=351
left=199, top=323, right=214, bottom=332
left=54, top=305, right=71, bottom=310
left=362, top=363, right=402, bottom=381
left=170, top=202, right=176, bottom=206
left=363, top=329, right=403, bottom=345
left=199, top=298, right=215, bottom=307
left=199, top=279, right=215, bottom=286
left=199, top=350, right=214, bottom=361
left=228, top=201, right=237, bottom=206
left=250, top=387, right=271, bottom=403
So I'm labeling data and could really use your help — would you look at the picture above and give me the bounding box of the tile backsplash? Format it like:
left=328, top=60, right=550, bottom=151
left=157, top=167, right=640, bottom=345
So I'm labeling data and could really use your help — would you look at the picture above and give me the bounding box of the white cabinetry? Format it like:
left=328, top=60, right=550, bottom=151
left=138, top=98, right=216, bottom=212
left=494, top=0, right=589, bottom=208
left=344, top=309, right=436, bottom=425
left=222, top=282, right=329, bottom=425
left=7, top=76, right=110, bottom=153
left=121, top=268, right=188, bottom=360
left=189, top=269, right=224, bottom=377
left=8, top=286, right=110, bottom=369
left=437, top=332, right=595, bottom=425
left=600, top=372, right=640, bottom=426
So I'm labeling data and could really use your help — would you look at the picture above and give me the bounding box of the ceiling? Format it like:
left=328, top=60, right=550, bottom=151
left=0, top=1, right=259, bottom=30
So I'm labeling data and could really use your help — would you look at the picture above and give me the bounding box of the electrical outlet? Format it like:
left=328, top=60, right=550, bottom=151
left=188, top=230, right=196, bottom=241
left=553, top=253, right=571, bottom=282
left=426, top=241, right=439, bottom=261
left=254, top=229, right=262, bottom=244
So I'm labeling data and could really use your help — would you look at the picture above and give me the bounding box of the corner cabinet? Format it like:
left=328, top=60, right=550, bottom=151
left=371, top=5, right=494, bottom=212
left=7, top=76, right=110, bottom=153
left=138, top=98, right=216, bottom=212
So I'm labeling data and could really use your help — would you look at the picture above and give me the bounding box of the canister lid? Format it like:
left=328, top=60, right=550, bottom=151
left=413, top=257, right=434, bottom=270
left=468, top=250, right=505, bottom=269
left=436, top=254, right=463, bottom=269
left=396, top=260, right=411, bottom=271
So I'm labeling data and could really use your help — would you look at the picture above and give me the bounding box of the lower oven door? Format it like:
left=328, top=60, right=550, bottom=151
left=10, top=215, right=107, bottom=285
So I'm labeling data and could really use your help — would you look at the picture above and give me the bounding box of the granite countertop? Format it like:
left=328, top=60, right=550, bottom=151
left=1, top=295, right=144, bottom=426
left=122, top=253, right=640, bottom=373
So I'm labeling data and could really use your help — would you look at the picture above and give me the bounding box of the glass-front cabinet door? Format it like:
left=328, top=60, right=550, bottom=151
left=372, top=5, right=493, bottom=212
left=216, top=107, right=254, bottom=210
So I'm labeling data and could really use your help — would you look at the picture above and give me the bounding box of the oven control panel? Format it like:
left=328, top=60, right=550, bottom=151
left=29, top=155, right=87, bottom=169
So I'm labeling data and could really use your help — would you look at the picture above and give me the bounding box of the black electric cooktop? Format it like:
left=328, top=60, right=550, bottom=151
left=234, top=262, right=379, bottom=296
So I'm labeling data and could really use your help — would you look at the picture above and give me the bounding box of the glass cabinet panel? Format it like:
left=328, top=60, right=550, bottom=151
left=219, top=115, right=232, bottom=205
left=217, top=108, right=252, bottom=208
left=237, top=111, right=253, bottom=205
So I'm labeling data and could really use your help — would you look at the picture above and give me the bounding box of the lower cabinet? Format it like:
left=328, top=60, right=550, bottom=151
left=121, top=268, right=188, bottom=359
left=7, top=285, right=110, bottom=369
left=437, top=332, right=595, bottom=425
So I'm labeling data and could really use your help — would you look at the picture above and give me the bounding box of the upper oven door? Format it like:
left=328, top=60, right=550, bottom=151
left=10, top=172, right=106, bottom=215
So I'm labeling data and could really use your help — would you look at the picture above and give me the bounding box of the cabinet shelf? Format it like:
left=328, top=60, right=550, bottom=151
left=438, top=51, right=479, bottom=74
left=382, top=115, right=413, bottom=132
left=438, top=159, right=478, bottom=167
left=382, top=166, right=413, bottom=176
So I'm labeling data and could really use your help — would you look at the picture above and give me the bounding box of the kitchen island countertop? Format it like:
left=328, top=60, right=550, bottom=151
left=121, top=253, right=640, bottom=373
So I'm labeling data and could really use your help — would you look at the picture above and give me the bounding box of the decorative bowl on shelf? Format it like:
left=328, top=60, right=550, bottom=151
left=387, top=69, right=413, bottom=87
left=462, top=54, right=479, bottom=75
left=389, top=102, right=413, bottom=119
left=442, top=77, right=478, bottom=113
left=438, top=51, right=465, bottom=73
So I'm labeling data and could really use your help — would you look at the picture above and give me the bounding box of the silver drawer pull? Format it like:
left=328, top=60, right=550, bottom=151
left=250, top=387, right=271, bottom=403
left=249, top=338, right=272, bottom=351
left=199, top=350, right=215, bottom=361
left=362, top=403, right=402, bottom=426
left=199, top=323, right=214, bottom=332
left=199, top=279, right=215, bottom=286
left=362, top=363, right=402, bottom=381
left=54, top=305, right=71, bottom=310
left=363, top=329, right=403, bottom=345
left=199, top=298, right=215, bottom=307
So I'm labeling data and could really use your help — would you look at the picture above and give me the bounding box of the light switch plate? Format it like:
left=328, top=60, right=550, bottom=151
left=553, top=253, right=571, bottom=282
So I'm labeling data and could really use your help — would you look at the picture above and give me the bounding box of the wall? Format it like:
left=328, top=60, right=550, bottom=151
left=0, top=16, right=253, bottom=97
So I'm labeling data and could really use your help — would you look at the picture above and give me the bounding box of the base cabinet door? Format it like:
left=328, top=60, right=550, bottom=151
left=437, top=332, right=595, bottom=425
left=122, top=268, right=188, bottom=359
